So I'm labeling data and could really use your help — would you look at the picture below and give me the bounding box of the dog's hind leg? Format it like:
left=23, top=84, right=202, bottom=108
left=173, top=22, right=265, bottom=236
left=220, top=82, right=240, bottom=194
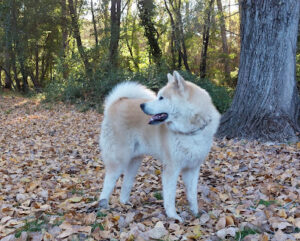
left=181, top=166, right=201, bottom=216
left=162, top=166, right=182, bottom=222
left=99, top=163, right=123, bottom=208
left=120, top=157, right=142, bottom=204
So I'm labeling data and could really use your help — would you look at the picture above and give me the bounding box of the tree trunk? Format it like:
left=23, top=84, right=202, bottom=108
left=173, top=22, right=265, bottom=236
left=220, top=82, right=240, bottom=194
left=165, top=0, right=189, bottom=71
left=61, top=0, right=69, bottom=79
left=91, top=0, right=98, bottom=46
left=217, top=0, right=300, bottom=142
left=138, top=0, right=162, bottom=66
left=216, top=0, right=231, bottom=84
left=4, top=4, right=12, bottom=89
left=11, top=0, right=21, bottom=91
left=35, top=43, right=39, bottom=87
left=200, top=0, right=214, bottom=78
left=68, top=0, right=93, bottom=78
left=164, top=0, right=177, bottom=69
left=109, top=0, right=121, bottom=68
left=0, top=68, right=2, bottom=88
left=175, top=0, right=190, bottom=71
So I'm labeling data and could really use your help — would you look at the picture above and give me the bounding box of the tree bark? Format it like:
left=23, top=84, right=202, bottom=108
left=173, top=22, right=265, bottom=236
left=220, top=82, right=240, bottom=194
left=10, top=0, right=21, bottom=90
left=217, top=0, right=300, bottom=142
left=61, top=0, right=69, bottom=79
left=138, top=0, right=162, bottom=66
left=4, top=3, right=12, bottom=89
left=175, top=0, right=190, bottom=71
left=91, top=0, right=98, bottom=46
left=200, top=0, right=214, bottom=78
left=164, top=0, right=177, bottom=69
left=216, top=0, right=231, bottom=84
left=165, top=0, right=190, bottom=71
left=109, top=0, right=121, bottom=68
left=125, top=8, right=139, bottom=70
left=68, top=0, right=93, bottom=78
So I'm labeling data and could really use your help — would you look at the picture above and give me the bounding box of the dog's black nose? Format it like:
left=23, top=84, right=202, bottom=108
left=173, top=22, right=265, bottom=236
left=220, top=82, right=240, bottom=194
left=140, top=103, right=145, bottom=111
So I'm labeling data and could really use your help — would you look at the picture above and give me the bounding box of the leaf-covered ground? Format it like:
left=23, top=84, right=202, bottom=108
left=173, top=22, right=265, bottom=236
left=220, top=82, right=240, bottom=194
left=0, top=95, right=299, bottom=241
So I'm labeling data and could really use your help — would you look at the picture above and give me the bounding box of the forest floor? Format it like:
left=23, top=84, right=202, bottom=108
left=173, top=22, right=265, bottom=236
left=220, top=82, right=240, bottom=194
left=0, top=94, right=299, bottom=241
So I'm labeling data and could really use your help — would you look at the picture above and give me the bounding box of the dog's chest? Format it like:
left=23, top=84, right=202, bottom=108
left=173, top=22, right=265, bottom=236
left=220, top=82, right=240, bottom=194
left=171, top=135, right=212, bottom=167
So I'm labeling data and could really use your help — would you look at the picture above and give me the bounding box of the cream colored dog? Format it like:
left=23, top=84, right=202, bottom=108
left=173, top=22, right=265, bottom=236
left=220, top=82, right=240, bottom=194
left=99, top=71, right=220, bottom=221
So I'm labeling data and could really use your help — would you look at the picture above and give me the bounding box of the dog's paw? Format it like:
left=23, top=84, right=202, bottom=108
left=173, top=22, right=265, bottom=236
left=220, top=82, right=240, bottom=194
left=120, top=196, right=129, bottom=205
left=168, top=214, right=183, bottom=223
left=98, top=199, right=109, bottom=209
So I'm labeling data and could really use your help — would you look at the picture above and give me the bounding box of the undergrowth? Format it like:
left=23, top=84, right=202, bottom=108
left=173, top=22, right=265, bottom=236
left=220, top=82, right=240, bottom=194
left=44, top=67, right=233, bottom=113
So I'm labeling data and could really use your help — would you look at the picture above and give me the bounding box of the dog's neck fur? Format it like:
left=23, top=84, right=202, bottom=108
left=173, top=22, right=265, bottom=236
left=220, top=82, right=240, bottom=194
left=167, top=122, right=209, bottom=136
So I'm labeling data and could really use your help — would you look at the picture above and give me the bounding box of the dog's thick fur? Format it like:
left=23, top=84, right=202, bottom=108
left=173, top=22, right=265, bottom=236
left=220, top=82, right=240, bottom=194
left=99, top=71, right=220, bottom=221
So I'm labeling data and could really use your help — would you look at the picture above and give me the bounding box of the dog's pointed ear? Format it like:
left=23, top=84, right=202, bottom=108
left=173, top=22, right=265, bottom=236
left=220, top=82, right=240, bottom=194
left=173, top=71, right=186, bottom=93
left=167, top=73, right=174, bottom=84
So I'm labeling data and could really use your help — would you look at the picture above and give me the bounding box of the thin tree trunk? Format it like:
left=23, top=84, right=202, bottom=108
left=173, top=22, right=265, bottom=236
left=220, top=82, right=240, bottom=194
left=124, top=11, right=139, bottom=70
left=175, top=0, right=190, bottom=71
left=10, top=0, right=21, bottom=91
left=35, top=43, right=39, bottom=87
left=109, top=0, right=121, bottom=68
left=164, top=0, right=177, bottom=69
left=218, top=0, right=300, bottom=142
left=200, top=0, right=214, bottom=78
left=68, top=0, right=93, bottom=78
left=217, top=0, right=231, bottom=84
left=170, top=32, right=176, bottom=69
left=61, top=0, right=69, bottom=79
left=91, top=0, right=98, bottom=46
left=138, top=0, right=162, bottom=66
left=4, top=4, right=12, bottom=89
left=0, top=68, right=2, bottom=88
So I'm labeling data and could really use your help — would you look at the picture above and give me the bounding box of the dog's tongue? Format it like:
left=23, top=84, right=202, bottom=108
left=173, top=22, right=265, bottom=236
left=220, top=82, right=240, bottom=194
left=149, top=113, right=168, bottom=125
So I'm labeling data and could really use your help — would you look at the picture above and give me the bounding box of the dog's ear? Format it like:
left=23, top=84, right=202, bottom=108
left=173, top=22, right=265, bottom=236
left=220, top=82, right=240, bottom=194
left=173, top=71, right=186, bottom=93
left=167, top=73, right=174, bottom=84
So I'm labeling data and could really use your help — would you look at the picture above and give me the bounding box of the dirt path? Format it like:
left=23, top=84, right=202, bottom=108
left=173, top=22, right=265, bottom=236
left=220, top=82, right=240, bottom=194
left=0, top=95, right=299, bottom=240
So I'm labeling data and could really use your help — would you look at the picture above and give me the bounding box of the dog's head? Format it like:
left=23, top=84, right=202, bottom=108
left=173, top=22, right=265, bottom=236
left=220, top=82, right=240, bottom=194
left=140, top=71, right=214, bottom=133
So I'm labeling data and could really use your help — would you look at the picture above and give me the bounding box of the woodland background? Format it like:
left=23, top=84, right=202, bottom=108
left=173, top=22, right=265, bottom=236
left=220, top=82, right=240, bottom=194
left=0, top=0, right=261, bottom=111
left=0, top=0, right=299, bottom=115
left=0, top=1, right=300, bottom=240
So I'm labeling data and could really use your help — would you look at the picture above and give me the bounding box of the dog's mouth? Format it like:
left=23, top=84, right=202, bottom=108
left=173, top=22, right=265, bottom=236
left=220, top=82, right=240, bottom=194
left=148, top=113, right=168, bottom=125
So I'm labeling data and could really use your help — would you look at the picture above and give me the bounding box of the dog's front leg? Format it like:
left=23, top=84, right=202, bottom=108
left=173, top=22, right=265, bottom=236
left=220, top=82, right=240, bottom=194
left=162, top=165, right=182, bottom=222
left=182, top=166, right=201, bottom=216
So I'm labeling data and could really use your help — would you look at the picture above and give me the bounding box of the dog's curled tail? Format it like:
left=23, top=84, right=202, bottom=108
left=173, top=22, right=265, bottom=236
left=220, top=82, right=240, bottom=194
left=104, top=82, right=156, bottom=113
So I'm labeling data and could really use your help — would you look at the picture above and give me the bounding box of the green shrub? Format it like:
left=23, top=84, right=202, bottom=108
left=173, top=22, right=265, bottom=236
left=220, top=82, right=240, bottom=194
left=44, top=67, right=233, bottom=113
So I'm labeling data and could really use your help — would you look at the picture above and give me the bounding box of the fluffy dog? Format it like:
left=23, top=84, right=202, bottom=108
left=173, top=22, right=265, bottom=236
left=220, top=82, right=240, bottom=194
left=99, top=71, right=220, bottom=221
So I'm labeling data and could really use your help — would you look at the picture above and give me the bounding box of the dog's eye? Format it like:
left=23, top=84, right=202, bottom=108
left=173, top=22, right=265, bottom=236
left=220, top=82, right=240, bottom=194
left=159, top=96, right=164, bottom=100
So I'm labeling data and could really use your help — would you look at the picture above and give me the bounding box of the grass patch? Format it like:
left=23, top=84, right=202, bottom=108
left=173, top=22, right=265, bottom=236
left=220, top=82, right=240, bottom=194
left=235, top=227, right=259, bottom=240
left=96, top=211, right=107, bottom=218
left=257, top=199, right=277, bottom=207
left=91, top=222, right=104, bottom=232
left=154, top=191, right=163, bottom=200
left=15, top=219, right=47, bottom=238
left=4, top=109, right=13, bottom=114
left=71, top=188, right=84, bottom=196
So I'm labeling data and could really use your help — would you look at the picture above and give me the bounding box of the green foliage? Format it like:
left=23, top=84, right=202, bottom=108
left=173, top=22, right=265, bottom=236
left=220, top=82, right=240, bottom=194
left=179, top=71, right=233, bottom=113
left=45, top=66, right=232, bottom=113
left=257, top=199, right=277, bottom=207
left=235, top=227, right=259, bottom=240
left=154, top=191, right=163, bottom=200
left=15, top=219, right=47, bottom=238
left=91, top=222, right=105, bottom=232
left=96, top=211, right=107, bottom=218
